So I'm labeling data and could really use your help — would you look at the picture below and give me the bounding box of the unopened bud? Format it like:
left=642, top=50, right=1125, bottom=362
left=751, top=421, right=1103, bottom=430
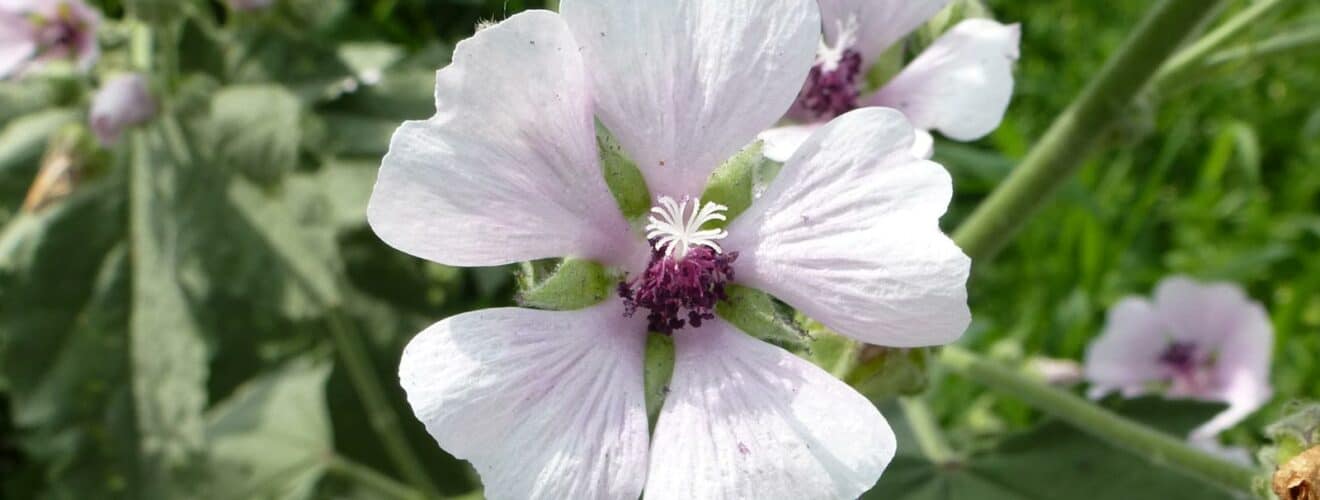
left=89, top=73, right=156, bottom=146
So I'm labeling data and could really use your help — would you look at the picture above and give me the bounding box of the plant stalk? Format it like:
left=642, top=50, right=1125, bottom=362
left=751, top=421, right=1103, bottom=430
left=937, top=345, right=1257, bottom=494
left=951, top=0, right=1226, bottom=262
left=327, top=311, right=443, bottom=499
left=328, top=455, right=427, bottom=500
left=1155, top=0, right=1290, bottom=85
left=899, top=397, right=959, bottom=465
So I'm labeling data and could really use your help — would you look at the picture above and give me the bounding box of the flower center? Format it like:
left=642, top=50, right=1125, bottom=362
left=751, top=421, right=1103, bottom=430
left=1158, top=341, right=1219, bottom=394
left=1158, top=341, right=1200, bottom=374
left=795, top=48, right=864, bottom=121
left=618, top=197, right=737, bottom=334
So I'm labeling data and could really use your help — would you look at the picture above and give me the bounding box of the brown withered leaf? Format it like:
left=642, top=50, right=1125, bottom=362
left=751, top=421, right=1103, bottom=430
left=1275, top=446, right=1320, bottom=500
left=21, top=149, right=80, bottom=213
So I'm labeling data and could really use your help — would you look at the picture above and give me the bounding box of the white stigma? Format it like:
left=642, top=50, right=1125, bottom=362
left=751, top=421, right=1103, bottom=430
left=645, top=196, right=729, bottom=259
left=817, top=16, right=861, bottom=72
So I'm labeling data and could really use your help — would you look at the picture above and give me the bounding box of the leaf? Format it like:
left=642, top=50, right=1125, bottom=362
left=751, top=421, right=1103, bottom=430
left=716, top=285, right=810, bottom=350
left=0, top=110, right=80, bottom=216
left=865, top=401, right=1233, bottom=499
left=206, top=86, right=303, bottom=184
left=700, top=141, right=771, bottom=226
left=128, top=126, right=210, bottom=497
left=516, top=258, right=614, bottom=311
left=597, top=123, right=650, bottom=220
left=205, top=358, right=333, bottom=500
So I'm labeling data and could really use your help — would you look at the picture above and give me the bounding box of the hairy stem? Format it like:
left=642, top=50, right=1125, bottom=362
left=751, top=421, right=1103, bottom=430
left=938, top=345, right=1257, bottom=494
left=327, top=311, right=443, bottom=499
left=952, top=0, right=1226, bottom=262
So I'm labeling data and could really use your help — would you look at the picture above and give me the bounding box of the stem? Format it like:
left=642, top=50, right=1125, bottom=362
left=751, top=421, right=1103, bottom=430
left=937, top=345, right=1257, bottom=494
left=1203, top=24, right=1320, bottom=68
left=327, top=455, right=426, bottom=500
left=951, top=0, right=1225, bottom=262
left=327, top=311, right=444, bottom=499
left=899, top=397, right=959, bottom=465
left=1154, top=0, right=1289, bottom=85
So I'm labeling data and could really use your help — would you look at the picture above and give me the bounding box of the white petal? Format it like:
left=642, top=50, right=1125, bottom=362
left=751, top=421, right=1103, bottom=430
left=867, top=19, right=1021, bottom=141
left=726, top=108, right=970, bottom=347
left=368, top=11, right=635, bottom=268
left=911, top=129, right=935, bottom=159
left=645, top=320, right=894, bottom=499
left=757, top=124, right=821, bottom=163
left=561, top=0, right=821, bottom=199
left=0, top=10, right=34, bottom=79
left=399, top=300, right=650, bottom=500
left=1153, top=277, right=1260, bottom=348
left=1083, top=297, right=1171, bottom=399
left=819, top=0, right=950, bottom=65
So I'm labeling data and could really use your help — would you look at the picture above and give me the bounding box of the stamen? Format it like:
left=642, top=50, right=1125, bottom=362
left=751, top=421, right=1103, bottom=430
left=793, top=17, right=865, bottom=121
left=645, top=196, right=728, bottom=259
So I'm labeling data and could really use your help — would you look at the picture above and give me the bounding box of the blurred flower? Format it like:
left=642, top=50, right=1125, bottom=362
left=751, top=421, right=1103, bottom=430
left=226, top=0, right=273, bottom=11
left=759, top=0, right=1019, bottom=161
left=1085, top=276, right=1274, bottom=440
left=0, top=0, right=100, bottom=80
left=89, top=73, right=156, bottom=145
left=368, top=1, right=971, bottom=498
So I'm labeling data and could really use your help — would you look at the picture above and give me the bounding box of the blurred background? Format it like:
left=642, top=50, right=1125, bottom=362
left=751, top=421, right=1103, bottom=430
left=0, top=0, right=1316, bottom=498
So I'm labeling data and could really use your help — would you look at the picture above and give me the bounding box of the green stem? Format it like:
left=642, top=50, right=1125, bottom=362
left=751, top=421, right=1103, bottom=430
left=1154, top=0, right=1289, bottom=85
left=1203, top=24, right=1320, bottom=68
left=951, top=0, right=1225, bottom=262
left=937, top=345, right=1257, bottom=494
left=327, top=455, right=426, bottom=500
left=327, top=311, right=443, bottom=499
left=899, top=397, right=959, bottom=465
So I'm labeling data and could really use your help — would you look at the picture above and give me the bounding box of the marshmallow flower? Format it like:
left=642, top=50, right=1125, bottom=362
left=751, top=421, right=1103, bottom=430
left=0, top=0, right=100, bottom=80
left=89, top=73, right=156, bottom=145
left=759, top=0, right=1020, bottom=161
left=1085, top=277, right=1274, bottom=440
left=368, top=2, right=971, bottom=498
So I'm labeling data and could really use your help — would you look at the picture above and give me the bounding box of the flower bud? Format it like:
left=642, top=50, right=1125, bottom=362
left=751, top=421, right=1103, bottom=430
left=89, top=73, right=156, bottom=146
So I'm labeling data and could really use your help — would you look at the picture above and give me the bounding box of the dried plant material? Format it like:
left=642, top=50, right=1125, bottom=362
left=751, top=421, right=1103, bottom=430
left=1275, top=446, right=1320, bottom=500
left=21, top=149, right=79, bottom=213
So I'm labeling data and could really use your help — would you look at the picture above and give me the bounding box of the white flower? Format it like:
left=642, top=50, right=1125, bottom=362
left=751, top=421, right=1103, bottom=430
left=368, top=2, right=971, bottom=498
left=1085, top=276, right=1274, bottom=439
left=759, top=0, right=1020, bottom=161
left=89, top=73, right=156, bottom=145
left=0, top=0, right=100, bottom=80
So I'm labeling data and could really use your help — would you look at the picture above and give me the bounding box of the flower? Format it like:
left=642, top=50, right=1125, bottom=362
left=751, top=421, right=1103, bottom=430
left=89, top=73, right=156, bottom=145
left=0, top=0, right=100, bottom=80
left=368, top=1, right=971, bottom=498
left=759, top=0, right=1020, bottom=162
left=1084, top=276, right=1274, bottom=439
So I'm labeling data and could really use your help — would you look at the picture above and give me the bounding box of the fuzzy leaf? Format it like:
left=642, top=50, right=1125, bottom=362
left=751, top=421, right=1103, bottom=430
left=716, top=285, right=810, bottom=350
left=517, top=258, right=614, bottom=311
left=597, top=124, right=651, bottom=220
left=206, top=85, right=303, bottom=184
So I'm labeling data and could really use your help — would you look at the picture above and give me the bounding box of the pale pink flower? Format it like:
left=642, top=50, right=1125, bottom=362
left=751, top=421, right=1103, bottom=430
left=1085, top=276, right=1274, bottom=439
left=759, top=0, right=1020, bottom=161
left=89, top=73, right=156, bottom=145
left=0, top=0, right=100, bottom=80
left=368, top=1, right=971, bottom=498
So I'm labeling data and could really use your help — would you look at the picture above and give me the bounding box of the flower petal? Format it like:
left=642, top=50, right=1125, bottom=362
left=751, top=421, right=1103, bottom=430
left=757, top=124, right=821, bottom=163
left=368, top=11, right=635, bottom=268
left=561, top=0, right=821, bottom=199
left=1083, top=297, right=1171, bottom=399
left=1153, top=277, right=1260, bottom=348
left=399, top=300, right=650, bottom=500
left=0, top=10, right=34, bottom=79
left=866, top=19, right=1020, bottom=141
left=645, top=320, right=894, bottom=499
left=725, top=108, right=970, bottom=347
left=819, top=0, right=950, bottom=65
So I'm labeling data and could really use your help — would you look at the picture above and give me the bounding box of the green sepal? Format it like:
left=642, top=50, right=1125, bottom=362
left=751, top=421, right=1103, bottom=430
left=716, top=285, right=810, bottom=351
left=516, top=258, right=615, bottom=311
left=700, top=141, right=778, bottom=227
left=643, top=333, right=675, bottom=432
left=597, top=123, right=651, bottom=221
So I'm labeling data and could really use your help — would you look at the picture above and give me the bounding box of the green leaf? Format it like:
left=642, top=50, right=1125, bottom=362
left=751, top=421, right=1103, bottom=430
left=643, top=333, right=675, bottom=430
left=597, top=124, right=650, bottom=220
left=865, top=401, right=1233, bottom=499
left=716, top=285, right=809, bottom=350
left=129, top=127, right=210, bottom=497
left=205, top=358, right=333, bottom=500
left=206, top=86, right=303, bottom=184
left=517, top=258, right=614, bottom=311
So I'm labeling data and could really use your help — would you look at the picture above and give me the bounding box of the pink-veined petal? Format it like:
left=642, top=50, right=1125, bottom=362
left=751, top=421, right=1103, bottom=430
left=866, top=19, right=1020, bottom=141
left=645, top=320, right=894, bottom=499
left=561, top=0, right=820, bottom=200
left=726, top=108, right=970, bottom=347
left=819, top=0, right=950, bottom=66
left=0, top=9, right=34, bottom=79
left=1083, top=297, right=1171, bottom=399
left=368, top=11, right=635, bottom=268
left=398, top=300, right=650, bottom=500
